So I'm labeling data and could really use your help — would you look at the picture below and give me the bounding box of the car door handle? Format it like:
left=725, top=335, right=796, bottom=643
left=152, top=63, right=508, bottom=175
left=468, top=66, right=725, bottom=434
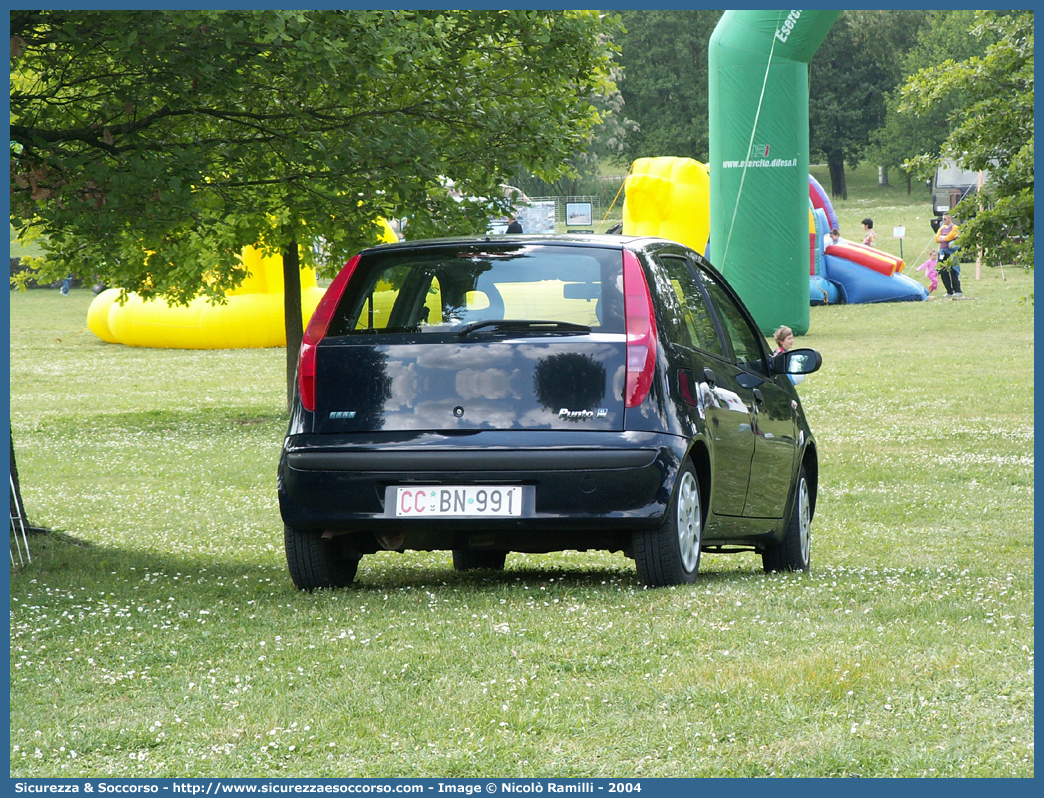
left=703, top=368, right=717, bottom=388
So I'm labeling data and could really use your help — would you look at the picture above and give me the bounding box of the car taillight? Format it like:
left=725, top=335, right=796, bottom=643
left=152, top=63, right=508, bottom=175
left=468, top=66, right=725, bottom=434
left=622, top=249, right=658, bottom=408
left=298, top=254, right=361, bottom=412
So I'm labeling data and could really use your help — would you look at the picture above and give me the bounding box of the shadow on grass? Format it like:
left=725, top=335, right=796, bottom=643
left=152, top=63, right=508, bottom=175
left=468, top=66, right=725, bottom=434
left=9, top=529, right=278, bottom=588
left=13, top=530, right=768, bottom=600
left=360, top=562, right=761, bottom=590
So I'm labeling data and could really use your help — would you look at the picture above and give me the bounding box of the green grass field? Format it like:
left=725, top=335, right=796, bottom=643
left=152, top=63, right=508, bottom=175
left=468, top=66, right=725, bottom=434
left=8, top=186, right=1034, bottom=777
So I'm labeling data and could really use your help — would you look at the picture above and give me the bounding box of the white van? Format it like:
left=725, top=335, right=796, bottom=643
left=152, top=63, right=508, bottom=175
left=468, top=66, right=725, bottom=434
left=930, top=160, right=986, bottom=232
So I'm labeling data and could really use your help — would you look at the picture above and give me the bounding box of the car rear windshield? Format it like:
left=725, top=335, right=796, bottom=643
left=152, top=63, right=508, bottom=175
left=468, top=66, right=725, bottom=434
left=326, top=244, right=625, bottom=336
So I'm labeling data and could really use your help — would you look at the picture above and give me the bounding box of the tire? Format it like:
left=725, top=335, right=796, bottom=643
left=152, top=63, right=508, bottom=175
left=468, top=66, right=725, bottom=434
left=633, top=461, right=703, bottom=587
left=284, top=526, right=360, bottom=590
left=452, top=549, right=507, bottom=571
left=763, top=465, right=812, bottom=573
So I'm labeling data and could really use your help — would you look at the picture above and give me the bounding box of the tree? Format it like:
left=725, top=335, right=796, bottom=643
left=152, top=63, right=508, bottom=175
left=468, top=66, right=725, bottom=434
left=869, top=10, right=998, bottom=195
left=613, top=10, right=723, bottom=165
left=511, top=9, right=722, bottom=200
left=899, top=11, right=1033, bottom=267
left=809, top=10, right=926, bottom=198
left=508, top=55, right=635, bottom=200
left=10, top=10, right=619, bottom=406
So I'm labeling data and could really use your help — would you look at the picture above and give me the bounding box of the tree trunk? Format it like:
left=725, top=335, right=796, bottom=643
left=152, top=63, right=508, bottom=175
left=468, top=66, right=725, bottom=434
left=906, top=173, right=912, bottom=195
left=282, top=239, right=303, bottom=413
left=827, top=154, right=848, bottom=200
left=878, top=165, right=889, bottom=187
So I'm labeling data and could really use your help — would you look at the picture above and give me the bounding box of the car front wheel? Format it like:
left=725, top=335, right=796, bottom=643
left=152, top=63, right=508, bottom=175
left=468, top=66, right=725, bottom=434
left=633, top=461, right=702, bottom=587
left=285, top=526, right=360, bottom=590
left=763, top=465, right=812, bottom=573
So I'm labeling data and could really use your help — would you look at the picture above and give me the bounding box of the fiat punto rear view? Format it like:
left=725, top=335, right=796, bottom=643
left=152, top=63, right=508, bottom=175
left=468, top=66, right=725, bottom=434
left=278, top=235, right=821, bottom=588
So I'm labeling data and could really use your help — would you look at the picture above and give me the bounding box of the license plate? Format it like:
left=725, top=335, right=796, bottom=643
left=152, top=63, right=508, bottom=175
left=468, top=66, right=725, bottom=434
left=392, top=486, right=523, bottom=518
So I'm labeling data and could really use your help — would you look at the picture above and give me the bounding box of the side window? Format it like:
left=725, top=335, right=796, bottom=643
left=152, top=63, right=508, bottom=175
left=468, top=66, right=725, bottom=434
left=700, top=270, right=766, bottom=370
left=659, top=255, right=726, bottom=357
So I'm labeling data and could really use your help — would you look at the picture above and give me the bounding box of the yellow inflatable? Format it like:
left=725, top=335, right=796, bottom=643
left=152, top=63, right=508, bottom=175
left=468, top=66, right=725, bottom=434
left=87, top=248, right=327, bottom=348
left=622, top=157, right=711, bottom=255
left=87, top=220, right=399, bottom=349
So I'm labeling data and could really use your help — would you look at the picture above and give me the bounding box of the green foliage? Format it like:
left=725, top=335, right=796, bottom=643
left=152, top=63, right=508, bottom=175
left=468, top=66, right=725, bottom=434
left=509, top=9, right=724, bottom=196
left=899, top=11, right=1034, bottom=266
left=511, top=13, right=633, bottom=199
left=10, top=10, right=619, bottom=302
left=869, top=11, right=999, bottom=190
left=613, top=10, right=723, bottom=165
left=810, top=11, right=927, bottom=197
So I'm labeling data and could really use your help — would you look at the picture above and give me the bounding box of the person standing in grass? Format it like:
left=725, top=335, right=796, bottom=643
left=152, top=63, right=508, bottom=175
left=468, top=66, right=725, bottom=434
left=934, top=213, right=964, bottom=299
left=917, top=250, right=940, bottom=294
left=861, top=218, right=877, bottom=248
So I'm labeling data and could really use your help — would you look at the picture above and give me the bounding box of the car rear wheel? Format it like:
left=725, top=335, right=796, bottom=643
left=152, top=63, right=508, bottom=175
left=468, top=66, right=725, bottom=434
left=285, top=526, right=360, bottom=590
left=452, top=550, right=507, bottom=571
left=633, top=461, right=702, bottom=587
left=762, top=465, right=812, bottom=573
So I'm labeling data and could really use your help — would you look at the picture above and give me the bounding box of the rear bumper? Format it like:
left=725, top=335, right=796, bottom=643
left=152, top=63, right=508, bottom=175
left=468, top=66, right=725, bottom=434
left=286, top=447, right=657, bottom=473
left=277, top=430, right=687, bottom=550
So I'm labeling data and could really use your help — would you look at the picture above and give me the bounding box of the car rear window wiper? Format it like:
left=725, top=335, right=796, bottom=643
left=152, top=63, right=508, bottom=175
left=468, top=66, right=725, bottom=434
left=457, top=319, right=592, bottom=338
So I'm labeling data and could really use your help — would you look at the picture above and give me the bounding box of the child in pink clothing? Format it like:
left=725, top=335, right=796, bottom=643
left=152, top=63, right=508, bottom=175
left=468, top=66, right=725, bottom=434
left=916, top=250, right=939, bottom=293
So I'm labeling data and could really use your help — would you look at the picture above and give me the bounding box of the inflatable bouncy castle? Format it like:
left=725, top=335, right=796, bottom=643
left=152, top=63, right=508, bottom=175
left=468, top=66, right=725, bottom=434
left=622, top=156, right=928, bottom=308
left=622, top=157, right=710, bottom=254
left=87, top=246, right=329, bottom=349
left=808, top=184, right=928, bottom=305
left=88, top=221, right=399, bottom=349
left=809, top=207, right=840, bottom=305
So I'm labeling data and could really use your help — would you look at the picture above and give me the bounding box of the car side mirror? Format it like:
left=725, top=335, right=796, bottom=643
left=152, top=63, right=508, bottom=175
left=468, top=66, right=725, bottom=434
left=781, top=348, right=822, bottom=375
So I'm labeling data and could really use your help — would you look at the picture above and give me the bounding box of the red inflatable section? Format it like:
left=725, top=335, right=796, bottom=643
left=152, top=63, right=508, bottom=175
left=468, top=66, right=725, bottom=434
left=824, top=241, right=904, bottom=277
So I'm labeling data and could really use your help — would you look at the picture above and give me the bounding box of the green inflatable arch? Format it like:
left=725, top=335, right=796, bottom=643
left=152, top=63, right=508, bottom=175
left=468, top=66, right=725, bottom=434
left=709, top=10, right=838, bottom=335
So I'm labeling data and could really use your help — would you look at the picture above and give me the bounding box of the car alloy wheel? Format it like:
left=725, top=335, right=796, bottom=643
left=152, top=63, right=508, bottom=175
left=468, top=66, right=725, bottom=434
left=795, top=474, right=811, bottom=566
left=633, top=461, right=702, bottom=587
left=762, top=465, right=812, bottom=573
left=676, top=469, right=702, bottom=573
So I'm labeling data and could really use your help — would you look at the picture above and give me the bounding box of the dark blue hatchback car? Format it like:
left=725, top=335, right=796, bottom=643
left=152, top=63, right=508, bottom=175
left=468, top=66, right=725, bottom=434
left=278, top=235, right=821, bottom=588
